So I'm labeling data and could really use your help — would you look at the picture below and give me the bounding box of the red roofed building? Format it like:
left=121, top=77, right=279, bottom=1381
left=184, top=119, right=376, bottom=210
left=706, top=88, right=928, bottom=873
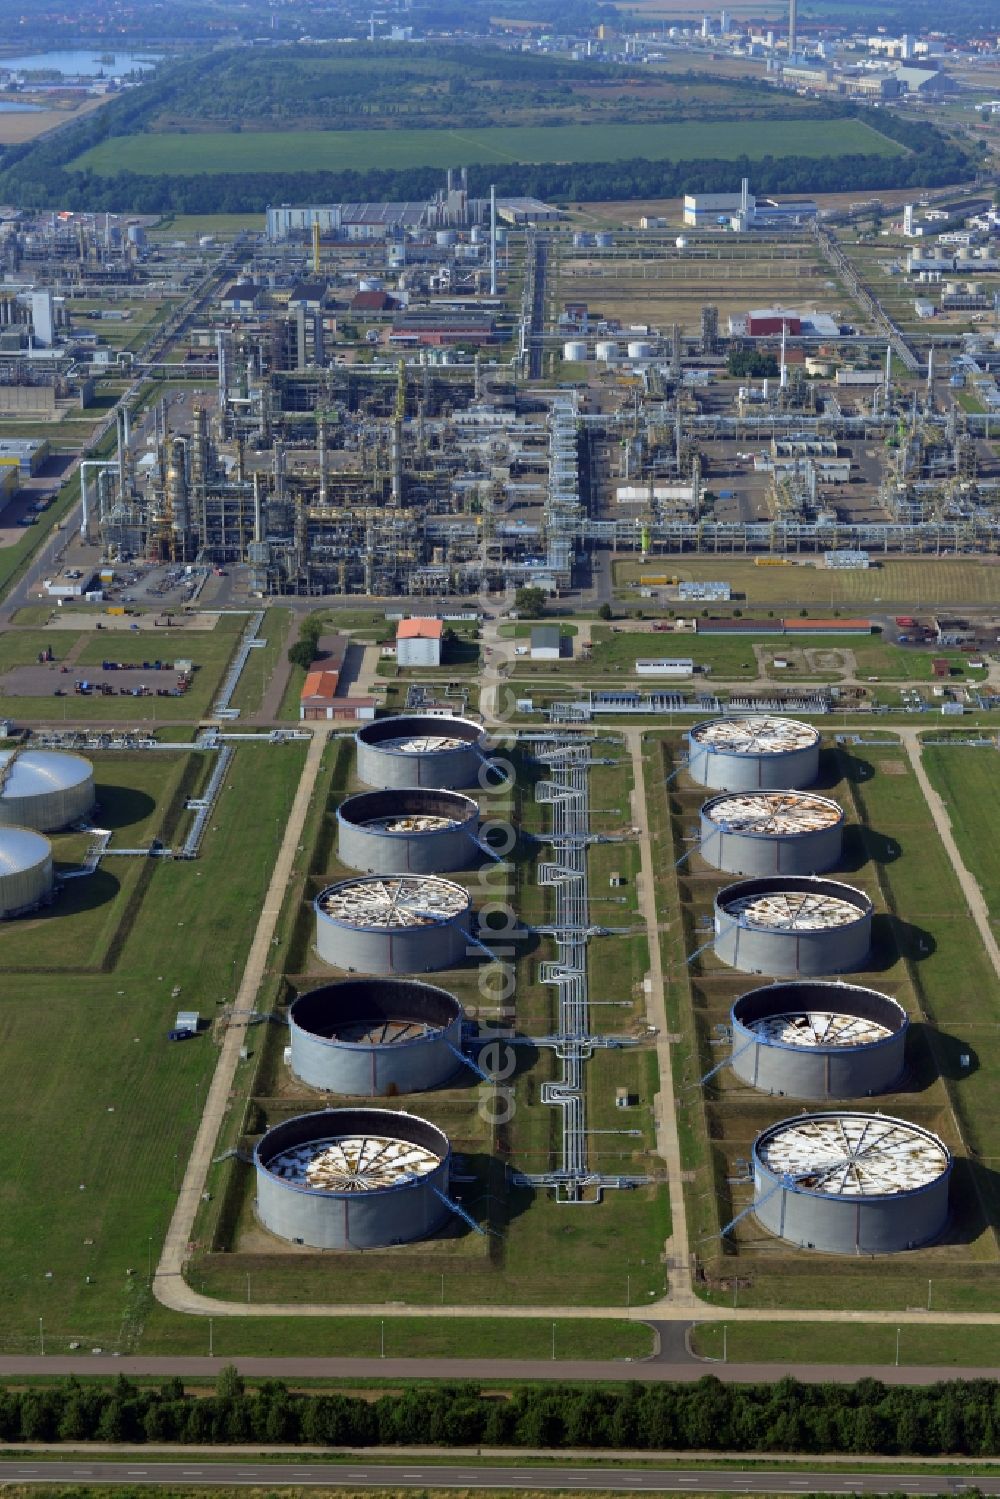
left=299, top=667, right=376, bottom=721
left=396, top=617, right=443, bottom=668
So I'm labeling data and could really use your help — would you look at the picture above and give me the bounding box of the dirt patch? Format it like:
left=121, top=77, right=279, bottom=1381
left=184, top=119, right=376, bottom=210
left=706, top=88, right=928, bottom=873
left=880, top=759, right=908, bottom=776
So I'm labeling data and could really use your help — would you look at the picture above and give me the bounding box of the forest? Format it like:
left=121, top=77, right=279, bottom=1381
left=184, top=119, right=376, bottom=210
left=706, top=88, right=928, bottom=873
left=0, top=1370, right=998, bottom=1453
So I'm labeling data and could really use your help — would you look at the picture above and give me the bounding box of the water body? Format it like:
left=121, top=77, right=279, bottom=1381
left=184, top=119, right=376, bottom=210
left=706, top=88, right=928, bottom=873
left=0, top=49, right=160, bottom=77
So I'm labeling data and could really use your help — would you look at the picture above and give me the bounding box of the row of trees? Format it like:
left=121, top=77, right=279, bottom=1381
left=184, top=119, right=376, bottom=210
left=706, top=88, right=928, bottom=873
left=1, top=1371, right=998, bottom=1454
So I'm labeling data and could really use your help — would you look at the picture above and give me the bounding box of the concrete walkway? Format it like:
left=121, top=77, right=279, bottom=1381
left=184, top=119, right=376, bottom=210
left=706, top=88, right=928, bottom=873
left=626, top=727, right=694, bottom=1308
left=154, top=726, right=330, bottom=1317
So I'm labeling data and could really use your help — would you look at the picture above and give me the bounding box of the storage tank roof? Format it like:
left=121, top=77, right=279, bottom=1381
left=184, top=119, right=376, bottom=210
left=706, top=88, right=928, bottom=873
left=704, top=791, right=842, bottom=836
left=0, top=825, right=50, bottom=872
left=0, top=749, right=92, bottom=799
left=317, top=874, right=469, bottom=929
left=725, top=888, right=863, bottom=930
left=266, top=1133, right=442, bottom=1191
left=757, top=1115, right=949, bottom=1197
left=691, top=716, right=818, bottom=754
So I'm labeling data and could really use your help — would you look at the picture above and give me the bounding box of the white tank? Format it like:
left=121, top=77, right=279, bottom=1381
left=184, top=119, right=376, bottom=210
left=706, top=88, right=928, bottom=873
left=563, top=340, right=589, bottom=362
left=675, top=235, right=688, bottom=250
left=358, top=277, right=383, bottom=293
left=469, top=226, right=483, bottom=244
left=436, top=230, right=457, bottom=247
left=0, top=826, right=53, bottom=918
left=595, top=340, right=620, bottom=363
left=627, top=341, right=655, bottom=360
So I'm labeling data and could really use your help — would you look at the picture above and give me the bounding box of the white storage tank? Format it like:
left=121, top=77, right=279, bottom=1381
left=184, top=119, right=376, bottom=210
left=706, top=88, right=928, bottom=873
left=436, top=230, right=457, bottom=247
left=595, top=341, right=620, bottom=363
left=0, top=826, right=53, bottom=917
left=627, top=341, right=655, bottom=360
left=563, top=340, right=589, bottom=362
left=0, top=749, right=95, bottom=831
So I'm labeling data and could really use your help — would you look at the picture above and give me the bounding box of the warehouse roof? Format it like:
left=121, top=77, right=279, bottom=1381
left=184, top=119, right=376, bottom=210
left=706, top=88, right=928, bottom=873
left=397, top=618, right=444, bottom=640
left=301, top=669, right=340, bottom=703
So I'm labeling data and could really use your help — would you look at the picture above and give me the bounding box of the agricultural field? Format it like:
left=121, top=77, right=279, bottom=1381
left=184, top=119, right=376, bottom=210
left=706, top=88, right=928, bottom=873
left=72, top=118, right=903, bottom=178
left=615, top=555, right=1000, bottom=607
left=0, top=739, right=307, bottom=1353
left=648, top=732, right=1000, bottom=1314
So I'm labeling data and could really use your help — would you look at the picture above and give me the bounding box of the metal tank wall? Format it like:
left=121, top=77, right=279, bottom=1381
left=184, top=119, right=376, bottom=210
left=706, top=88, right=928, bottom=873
left=687, top=729, right=820, bottom=792
left=730, top=982, right=908, bottom=1099
left=753, top=1145, right=950, bottom=1253
left=254, top=1108, right=452, bottom=1249
left=0, top=827, right=53, bottom=918
left=699, top=798, right=844, bottom=877
left=714, top=877, right=872, bottom=977
left=289, top=979, right=465, bottom=1095
left=355, top=715, right=487, bottom=790
left=337, top=789, right=481, bottom=875
left=0, top=751, right=95, bottom=832
left=314, top=892, right=472, bottom=975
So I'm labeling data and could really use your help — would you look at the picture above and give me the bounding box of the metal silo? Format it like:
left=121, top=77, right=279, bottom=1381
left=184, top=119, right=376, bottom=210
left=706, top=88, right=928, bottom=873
left=752, top=1112, right=951, bottom=1253
left=336, top=788, right=481, bottom=874
left=314, top=874, right=473, bottom=974
left=355, top=715, right=489, bottom=790
left=687, top=717, right=820, bottom=792
left=289, top=978, right=466, bottom=1096
left=0, top=826, right=53, bottom=917
left=730, top=980, right=908, bottom=1099
left=0, top=749, right=95, bottom=831
left=714, top=875, right=872, bottom=976
left=254, top=1107, right=453, bottom=1248
left=700, top=790, right=844, bottom=876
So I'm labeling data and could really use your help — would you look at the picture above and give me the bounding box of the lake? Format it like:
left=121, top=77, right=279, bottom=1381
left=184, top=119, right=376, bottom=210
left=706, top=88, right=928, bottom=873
left=0, top=49, right=161, bottom=77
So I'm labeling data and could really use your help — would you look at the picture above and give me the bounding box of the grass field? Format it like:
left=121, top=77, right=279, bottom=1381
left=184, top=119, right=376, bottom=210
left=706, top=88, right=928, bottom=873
left=0, top=740, right=307, bottom=1354
left=72, top=118, right=903, bottom=177
left=923, top=744, right=1000, bottom=930
left=691, top=1322, right=1000, bottom=1367
left=615, top=556, right=1000, bottom=607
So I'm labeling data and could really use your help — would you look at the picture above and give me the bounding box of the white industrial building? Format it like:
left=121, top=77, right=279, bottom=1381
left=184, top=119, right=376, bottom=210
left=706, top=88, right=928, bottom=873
left=530, top=624, right=564, bottom=661
left=396, top=618, right=443, bottom=668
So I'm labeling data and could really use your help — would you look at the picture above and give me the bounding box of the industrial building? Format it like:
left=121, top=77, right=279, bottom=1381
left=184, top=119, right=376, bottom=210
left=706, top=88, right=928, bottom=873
left=289, top=978, right=466, bottom=1096
left=714, top=875, right=873, bottom=976
left=699, top=790, right=844, bottom=876
left=730, top=980, right=909, bottom=1098
left=355, top=715, right=488, bottom=790
left=0, top=748, right=95, bottom=831
left=396, top=618, right=443, bottom=669
left=254, top=1107, right=453, bottom=1249
left=0, top=826, right=53, bottom=917
left=751, top=1113, right=951, bottom=1253
left=336, top=787, right=482, bottom=874
left=314, top=873, right=473, bottom=974
left=687, top=717, right=820, bottom=793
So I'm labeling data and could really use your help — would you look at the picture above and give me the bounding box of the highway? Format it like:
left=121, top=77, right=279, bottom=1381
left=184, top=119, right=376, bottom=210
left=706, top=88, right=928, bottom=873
left=0, top=1462, right=995, bottom=1492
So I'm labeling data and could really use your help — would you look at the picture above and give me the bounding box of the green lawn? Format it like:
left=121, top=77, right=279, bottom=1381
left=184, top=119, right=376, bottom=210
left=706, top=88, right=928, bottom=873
left=691, top=1321, right=1000, bottom=1367
left=923, top=744, right=1000, bottom=927
left=0, top=741, right=307, bottom=1354
left=73, top=118, right=903, bottom=177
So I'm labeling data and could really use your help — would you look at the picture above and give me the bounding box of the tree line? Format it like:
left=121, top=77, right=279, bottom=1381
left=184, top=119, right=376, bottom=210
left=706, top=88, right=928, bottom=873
left=1, top=1370, right=998, bottom=1453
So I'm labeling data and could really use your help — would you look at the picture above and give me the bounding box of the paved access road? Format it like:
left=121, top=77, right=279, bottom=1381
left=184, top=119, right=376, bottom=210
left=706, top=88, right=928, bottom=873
left=0, top=1462, right=994, bottom=1492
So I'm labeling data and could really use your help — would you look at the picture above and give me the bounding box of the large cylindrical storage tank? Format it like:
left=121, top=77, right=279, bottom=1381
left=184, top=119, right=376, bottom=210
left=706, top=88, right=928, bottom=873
left=627, top=340, right=656, bottom=360
left=0, top=749, right=95, bottom=831
left=289, top=978, right=465, bottom=1096
left=595, top=340, right=620, bottom=363
left=254, top=1107, right=452, bottom=1249
left=687, top=717, right=820, bottom=792
left=0, top=826, right=53, bottom=917
left=315, top=874, right=472, bottom=974
left=730, top=980, right=908, bottom=1099
left=700, top=790, right=844, bottom=876
left=337, top=788, right=480, bottom=874
left=355, top=715, right=487, bottom=790
left=714, top=875, right=872, bottom=976
left=751, top=1113, right=951, bottom=1253
left=563, top=340, right=588, bottom=362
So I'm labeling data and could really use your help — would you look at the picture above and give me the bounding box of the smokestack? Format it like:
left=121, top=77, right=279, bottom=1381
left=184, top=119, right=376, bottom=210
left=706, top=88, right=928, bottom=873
left=252, top=471, right=263, bottom=544
left=788, top=0, right=796, bottom=58
left=926, top=346, right=935, bottom=401
left=490, top=184, right=497, bottom=298
left=779, top=321, right=788, bottom=389
left=884, top=342, right=892, bottom=402
left=318, top=413, right=328, bottom=506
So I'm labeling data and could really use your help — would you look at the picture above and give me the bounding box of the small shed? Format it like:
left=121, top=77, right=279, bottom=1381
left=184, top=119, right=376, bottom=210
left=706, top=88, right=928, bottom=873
left=174, top=1010, right=200, bottom=1035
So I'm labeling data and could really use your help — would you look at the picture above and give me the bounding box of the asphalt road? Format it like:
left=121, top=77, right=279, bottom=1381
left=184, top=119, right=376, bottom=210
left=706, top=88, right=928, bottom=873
left=0, top=1462, right=994, bottom=1492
